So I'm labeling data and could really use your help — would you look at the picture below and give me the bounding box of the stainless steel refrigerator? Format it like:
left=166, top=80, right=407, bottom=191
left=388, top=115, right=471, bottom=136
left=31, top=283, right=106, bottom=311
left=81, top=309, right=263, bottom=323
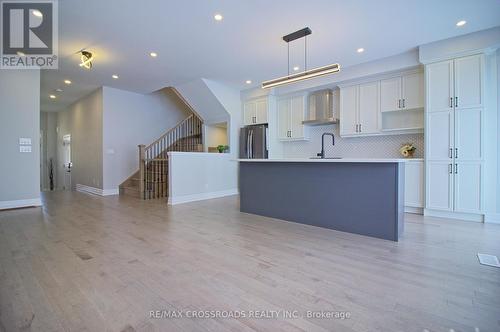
left=239, top=124, right=268, bottom=159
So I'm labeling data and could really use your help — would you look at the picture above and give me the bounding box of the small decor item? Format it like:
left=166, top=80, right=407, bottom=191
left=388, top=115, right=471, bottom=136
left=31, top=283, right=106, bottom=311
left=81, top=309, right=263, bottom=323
left=217, top=145, right=229, bottom=153
left=400, top=143, right=416, bottom=158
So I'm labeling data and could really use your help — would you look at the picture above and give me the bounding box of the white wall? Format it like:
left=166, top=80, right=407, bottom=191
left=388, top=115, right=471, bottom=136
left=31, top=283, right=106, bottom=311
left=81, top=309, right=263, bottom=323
left=57, top=88, right=104, bottom=190
left=102, top=87, right=191, bottom=191
left=0, top=70, right=41, bottom=208
left=167, top=152, right=238, bottom=205
left=205, top=124, right=228, bottom=149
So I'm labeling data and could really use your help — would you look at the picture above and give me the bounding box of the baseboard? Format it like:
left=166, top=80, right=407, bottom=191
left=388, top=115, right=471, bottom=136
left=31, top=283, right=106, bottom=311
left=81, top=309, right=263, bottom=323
left=76, top=184, right=119, bottom=197
left=424, top=209, right=484, bottom=222
left=405, top=206, right=423, bottom=214
left=0, top=198, right=42, bottom=210
left=168, top=189, right=238, bottom=205
left=484, top=213, right=500, bottom=224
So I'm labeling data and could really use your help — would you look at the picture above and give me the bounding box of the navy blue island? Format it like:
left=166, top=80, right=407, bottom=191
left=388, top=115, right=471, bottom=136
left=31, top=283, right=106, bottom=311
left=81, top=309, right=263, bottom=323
left=238, top=158, right=406, bottom=241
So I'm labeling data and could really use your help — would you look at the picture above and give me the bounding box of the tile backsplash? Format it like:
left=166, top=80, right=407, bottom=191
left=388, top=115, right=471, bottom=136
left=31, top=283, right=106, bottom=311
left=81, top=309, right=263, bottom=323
left=282, top=125, right=424, bottom=159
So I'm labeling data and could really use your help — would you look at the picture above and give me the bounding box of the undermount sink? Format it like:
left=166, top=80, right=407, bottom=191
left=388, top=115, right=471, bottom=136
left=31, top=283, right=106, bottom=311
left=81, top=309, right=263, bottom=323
left=309, top=157, right=343, bottom=159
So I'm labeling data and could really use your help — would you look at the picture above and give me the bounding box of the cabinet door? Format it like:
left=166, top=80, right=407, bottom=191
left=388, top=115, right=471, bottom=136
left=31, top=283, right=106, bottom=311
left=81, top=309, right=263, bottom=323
left=358, top=82, right=379, bottom=134
left=454, top=163, right=482, bottom=213
left=454, top=55, right=482, bottom=109
left=380, top=77, right=401, bottom=112
left=454, top=108, right=482, bottom=161
left=427, top=111, right=453, bottom=160
left=255, top=98, right=268, bottom=124
left=243, top=101, right=256, bottom=125
left=426, top=60, right=454, bottom=113
left=277, top=99, right=290, bottom=140
left=290, top=96, right=306, bottom=139
left=405, top=162, right=424, bottom=208
left=426, top=161, right=453, bottom=211
left=402, top=72, right=424, bottom=110
left=339, top=86, right=358, bottom=136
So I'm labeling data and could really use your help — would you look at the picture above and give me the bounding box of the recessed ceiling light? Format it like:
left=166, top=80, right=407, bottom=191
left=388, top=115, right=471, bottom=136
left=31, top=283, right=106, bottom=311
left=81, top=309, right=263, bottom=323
left=112, top=74, right=119, bottom=79
left=150, top=52, right=158, bottom=57
left=16, top=51, right=25, bottom=56
left=32, top=9, right=42, bottom=17
left=293, top=66, right=300, bottom=71
left=49, top=94, right=56, bottom=99
left=214, top=13, right=223, bottom=21
left=456, top=20, right=467, bottom=27
left=357, top=48, right=365, bottom=53
left=245, top=80, right=252, bottom=84
left=55, top=88, right=63, bottom=92
left=64, top=79, right=72, bottom=85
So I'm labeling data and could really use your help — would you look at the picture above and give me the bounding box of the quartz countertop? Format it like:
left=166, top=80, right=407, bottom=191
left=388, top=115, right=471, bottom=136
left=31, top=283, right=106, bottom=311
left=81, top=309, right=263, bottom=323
left=236, top=158, right=423, bottom=163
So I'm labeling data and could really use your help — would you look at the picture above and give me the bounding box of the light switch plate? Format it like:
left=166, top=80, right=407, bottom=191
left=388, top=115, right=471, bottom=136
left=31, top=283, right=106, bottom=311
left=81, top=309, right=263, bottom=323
left=19, top=137, right=31, bottom=145
left=20, top=145, right=32, bottom=153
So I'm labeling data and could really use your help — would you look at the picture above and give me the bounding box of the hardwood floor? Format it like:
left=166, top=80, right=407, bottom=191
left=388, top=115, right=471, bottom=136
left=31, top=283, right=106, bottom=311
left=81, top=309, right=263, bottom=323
left=1, top=191, right=499, bottom=332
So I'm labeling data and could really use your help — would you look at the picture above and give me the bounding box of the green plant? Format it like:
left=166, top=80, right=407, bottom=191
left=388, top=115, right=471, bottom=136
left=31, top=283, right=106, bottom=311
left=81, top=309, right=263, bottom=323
left=217, top=145, right=229, bottom=153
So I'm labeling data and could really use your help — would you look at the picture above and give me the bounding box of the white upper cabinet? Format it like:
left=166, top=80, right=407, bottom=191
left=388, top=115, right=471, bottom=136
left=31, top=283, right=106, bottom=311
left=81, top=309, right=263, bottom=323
left=454, top=55, right=483, bottom=109
left=426, top=60, right=454, bottom=112
left=380, top=77, right=401, bottom=112
left=339, top=85, right=358, bottom=136
left=243, top=97, right=268, bottom=125
left=277, top=95, right=308, bottom=141
left=402, top=72, right=424, bottom=110
left=358, top=82, right=379, bottom=134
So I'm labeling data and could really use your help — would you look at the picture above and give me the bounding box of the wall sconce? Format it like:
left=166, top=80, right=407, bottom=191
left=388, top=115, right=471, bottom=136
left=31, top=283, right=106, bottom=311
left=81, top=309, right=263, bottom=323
left=79, top=51, right=93, bottom=69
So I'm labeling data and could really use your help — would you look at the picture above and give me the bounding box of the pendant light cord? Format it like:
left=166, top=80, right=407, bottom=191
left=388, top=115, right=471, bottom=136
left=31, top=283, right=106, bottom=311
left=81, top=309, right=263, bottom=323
left=304, top=35, right=307, bottom=72
left=287, top=43, right=290, bottom=77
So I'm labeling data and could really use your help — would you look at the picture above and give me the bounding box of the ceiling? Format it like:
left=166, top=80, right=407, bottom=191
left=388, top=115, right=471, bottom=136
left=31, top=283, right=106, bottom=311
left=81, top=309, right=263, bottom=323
left=40, top=0, right=500, bottom=112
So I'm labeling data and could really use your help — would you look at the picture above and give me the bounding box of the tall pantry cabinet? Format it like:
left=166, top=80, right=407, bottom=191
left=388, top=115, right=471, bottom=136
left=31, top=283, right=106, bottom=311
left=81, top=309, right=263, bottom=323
left=425, top=54, right=484, bottom=216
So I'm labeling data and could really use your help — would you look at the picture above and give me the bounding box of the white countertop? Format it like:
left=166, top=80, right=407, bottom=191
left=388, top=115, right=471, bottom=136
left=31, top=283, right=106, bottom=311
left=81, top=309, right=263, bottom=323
left=236, top=158, right=423, bottom=163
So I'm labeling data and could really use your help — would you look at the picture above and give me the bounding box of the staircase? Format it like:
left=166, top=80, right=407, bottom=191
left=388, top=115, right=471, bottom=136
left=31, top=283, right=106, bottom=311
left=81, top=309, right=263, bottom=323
left=120, top=113, right=203, bottom=199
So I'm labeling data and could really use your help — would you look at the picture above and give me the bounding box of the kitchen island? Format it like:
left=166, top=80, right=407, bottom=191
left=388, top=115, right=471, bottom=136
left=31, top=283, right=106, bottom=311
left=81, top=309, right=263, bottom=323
left=238, top=158, right=406, bottom=241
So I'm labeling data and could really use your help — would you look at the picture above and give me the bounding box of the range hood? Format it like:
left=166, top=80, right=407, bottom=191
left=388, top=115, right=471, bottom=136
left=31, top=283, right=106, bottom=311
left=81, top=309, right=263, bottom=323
left=302, top=89, right=338, bottom=126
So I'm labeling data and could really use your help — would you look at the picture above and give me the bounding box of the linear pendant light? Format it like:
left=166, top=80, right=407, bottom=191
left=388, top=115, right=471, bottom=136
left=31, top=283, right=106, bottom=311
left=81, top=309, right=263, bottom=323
left=262, top=27, right=340, bottom=89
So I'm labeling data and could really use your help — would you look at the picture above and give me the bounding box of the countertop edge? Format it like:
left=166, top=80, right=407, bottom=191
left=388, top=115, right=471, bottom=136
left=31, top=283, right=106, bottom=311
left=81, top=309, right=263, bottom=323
left=235, top=158, right=423, bottom=163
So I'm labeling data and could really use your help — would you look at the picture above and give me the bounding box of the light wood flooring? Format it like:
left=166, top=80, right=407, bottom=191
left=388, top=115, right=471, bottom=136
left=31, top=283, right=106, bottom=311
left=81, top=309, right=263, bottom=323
left=1, top=191, right=499, bottom=332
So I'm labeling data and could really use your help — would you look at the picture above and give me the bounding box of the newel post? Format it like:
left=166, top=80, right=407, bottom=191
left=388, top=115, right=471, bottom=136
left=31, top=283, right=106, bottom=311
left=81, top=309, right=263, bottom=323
left=138, top=144, right=145, bottom=199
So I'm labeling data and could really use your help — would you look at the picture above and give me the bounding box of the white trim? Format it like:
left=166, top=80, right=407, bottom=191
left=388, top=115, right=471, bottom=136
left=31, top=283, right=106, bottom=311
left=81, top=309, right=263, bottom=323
left=168, top=189, right=238, bottom=205
left=76, top=184, right=119, bottom=197
left=0, top=198, right=42, bottom=210
left=484, top=214, right=500, bottom=224
left=424, top=209, right=484, bottom=222
left=405, top=206, right=423, bottom=214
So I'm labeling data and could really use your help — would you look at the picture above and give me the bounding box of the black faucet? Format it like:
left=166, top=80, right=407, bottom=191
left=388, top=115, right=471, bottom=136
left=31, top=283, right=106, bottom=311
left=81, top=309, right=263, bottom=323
left=317, top=133, right=335, bottom=158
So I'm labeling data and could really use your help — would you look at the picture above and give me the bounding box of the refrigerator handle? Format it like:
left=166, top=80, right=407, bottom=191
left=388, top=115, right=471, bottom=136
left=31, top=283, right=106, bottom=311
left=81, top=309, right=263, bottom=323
left=249, top=130, right=254, bottom=158
left=246, top=130, right=250, bottom=158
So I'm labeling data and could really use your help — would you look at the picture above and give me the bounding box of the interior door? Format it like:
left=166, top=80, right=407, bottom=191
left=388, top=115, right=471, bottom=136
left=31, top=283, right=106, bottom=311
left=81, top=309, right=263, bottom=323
left=277, top=98, right=290, bottom=140
left=380, top=77, right=401, bottom=112
left=243, top=101, right=256, bottom=125
left=358, top=81, right=379, bottom=134
left=339, top=85, right=358, bottom=136
left=290, top=96, right=305, bottom=139
left=426, top=161, right=453, bottom=211
left=62, top=134, right=72, bottom=191
left=454, top=54, right=482, bottom=110
left=402, top=72, right=424, bottom=110
left=255, top=99, right=268, bottom=124
left=426, top=60, right=454, bottom=113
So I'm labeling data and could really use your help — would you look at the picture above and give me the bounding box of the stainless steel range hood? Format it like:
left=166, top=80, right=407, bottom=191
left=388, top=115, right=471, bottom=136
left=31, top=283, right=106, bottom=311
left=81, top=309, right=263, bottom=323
left=302, top=89, right=339, bottom=126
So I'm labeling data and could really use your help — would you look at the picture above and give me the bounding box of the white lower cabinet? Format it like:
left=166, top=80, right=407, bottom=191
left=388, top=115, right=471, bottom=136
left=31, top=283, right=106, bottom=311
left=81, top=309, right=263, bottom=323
left=426, top=161, right=453, bottom=211
left=404, top=160, right=424, bottom=212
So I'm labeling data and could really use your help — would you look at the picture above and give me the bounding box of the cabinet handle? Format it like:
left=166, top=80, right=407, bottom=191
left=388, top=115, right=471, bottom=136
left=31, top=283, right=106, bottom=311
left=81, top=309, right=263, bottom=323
left=398, top=99, right=401, bottom=108
left=449, top=97, right=453, bottom=108
left=454, top=164, right=458, bottom=174
left=455, top=148, right=458, bottom=159
left=359, top=124, right=362, bottom=132
left=355, top=124, right=358, bottom=133
left=455, top=96, right=458, bottom=108
left=448, top=164, right=453, bottom=174
left=448, top=148, right=453, bottom=159
left=402, top=99, right=405, bottom=108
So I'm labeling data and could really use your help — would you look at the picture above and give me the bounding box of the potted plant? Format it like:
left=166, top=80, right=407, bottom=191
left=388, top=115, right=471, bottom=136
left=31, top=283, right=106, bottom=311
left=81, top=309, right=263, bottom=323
left=399, top=143, right=416, bottom=158
left=217, top=145, right=229, bottom=153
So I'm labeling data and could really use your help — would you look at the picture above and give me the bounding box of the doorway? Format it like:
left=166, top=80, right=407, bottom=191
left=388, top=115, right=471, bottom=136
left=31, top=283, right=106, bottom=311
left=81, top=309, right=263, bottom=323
left=62, top=134, right=72, bottom=191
